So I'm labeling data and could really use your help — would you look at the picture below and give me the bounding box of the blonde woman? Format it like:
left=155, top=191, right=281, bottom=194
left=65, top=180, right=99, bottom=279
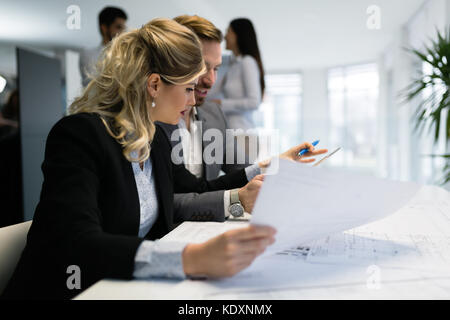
left=2, top=18, right=275, bottom=300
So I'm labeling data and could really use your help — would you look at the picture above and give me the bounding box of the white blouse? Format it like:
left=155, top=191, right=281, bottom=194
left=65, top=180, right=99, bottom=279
left=130, top=151, right=187, bottom=279
left=219, top=54, right=262, bottom=130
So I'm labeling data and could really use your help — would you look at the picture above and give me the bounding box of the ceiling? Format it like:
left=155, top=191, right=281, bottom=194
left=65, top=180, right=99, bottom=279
left=0, top=0, right=426, bottom=71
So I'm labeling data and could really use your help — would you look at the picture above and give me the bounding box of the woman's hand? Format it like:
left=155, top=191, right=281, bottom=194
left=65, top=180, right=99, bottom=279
left=257, top=142, right=328, bottom=169
left=279, top=142, right=328, bottom=164
left=182, top=225, right=276, bottom=278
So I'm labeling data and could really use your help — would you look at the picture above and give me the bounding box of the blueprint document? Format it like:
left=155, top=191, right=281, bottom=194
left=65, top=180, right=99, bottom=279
left=251, top=159, right=421, bottom=255
left=163, top=184, right=450, bottom=299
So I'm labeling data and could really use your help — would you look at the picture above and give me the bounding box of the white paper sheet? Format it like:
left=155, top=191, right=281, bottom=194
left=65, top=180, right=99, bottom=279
left=250, top=159, right=421, bottom=255
left=161, top=221, right=249, bottom=243
left=154, top=184, right=449, bottom=300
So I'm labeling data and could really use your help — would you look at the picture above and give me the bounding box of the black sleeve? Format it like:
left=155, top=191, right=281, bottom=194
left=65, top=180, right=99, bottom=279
left=29, top=115, right=144, bottom=288
left=172, top=162, right=247, bottom=193
left=173, top=191, right=226, bottom=223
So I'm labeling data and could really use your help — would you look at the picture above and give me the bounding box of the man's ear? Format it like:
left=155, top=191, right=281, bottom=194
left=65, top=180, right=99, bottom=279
left=147, top=74, right=161, bottom=98
left=100, top=24, right=108, bottom=38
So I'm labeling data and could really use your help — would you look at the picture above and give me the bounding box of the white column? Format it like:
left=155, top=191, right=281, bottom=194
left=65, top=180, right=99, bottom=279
left=65, top=50, right=83, bottom=111
left=376, top=53, right=389, bottom=179
left=392, top=26, right=414, bottom=182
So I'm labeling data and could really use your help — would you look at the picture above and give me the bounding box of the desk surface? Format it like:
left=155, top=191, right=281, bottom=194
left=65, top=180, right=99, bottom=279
left=75, top=185, right=450, bottom=300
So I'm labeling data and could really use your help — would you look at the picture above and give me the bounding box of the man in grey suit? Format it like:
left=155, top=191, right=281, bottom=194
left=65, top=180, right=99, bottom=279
left=156, top=15, right=263, bottom=223
left=158, top=15, right=326, bottom=223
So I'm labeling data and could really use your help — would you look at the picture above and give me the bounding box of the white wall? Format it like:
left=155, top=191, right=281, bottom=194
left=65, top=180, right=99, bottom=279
left=448, top=0, right=450, bottom=21
left=0, top=44, right=17, bottom=76
left=64, top=50, right=83, bottom=110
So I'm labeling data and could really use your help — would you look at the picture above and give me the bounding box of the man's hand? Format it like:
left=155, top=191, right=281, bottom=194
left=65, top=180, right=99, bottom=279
left=238, top=174, right=264, bottom=213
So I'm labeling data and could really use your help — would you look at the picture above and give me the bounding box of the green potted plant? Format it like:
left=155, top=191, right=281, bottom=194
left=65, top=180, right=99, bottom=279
left=404, top=27, right=450, bottom=184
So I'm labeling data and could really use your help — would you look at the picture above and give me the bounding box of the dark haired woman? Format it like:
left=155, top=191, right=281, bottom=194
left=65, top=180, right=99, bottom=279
left=212, top=18, right=265, bottom=131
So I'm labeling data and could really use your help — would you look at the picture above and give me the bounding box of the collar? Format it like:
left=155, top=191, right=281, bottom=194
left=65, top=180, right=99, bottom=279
left=230, top=53, right=243, bottom=64
left=191, top=106, right=199, bottom=121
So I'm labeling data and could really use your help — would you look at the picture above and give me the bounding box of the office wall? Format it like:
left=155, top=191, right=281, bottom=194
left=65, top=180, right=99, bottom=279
left=448, top=0, right=450, bottom=22
left=64, top=50, right=83, bottom=109
left=17, top=48, right=63, bottom=221
left=0, top=45, right=17, bottom=76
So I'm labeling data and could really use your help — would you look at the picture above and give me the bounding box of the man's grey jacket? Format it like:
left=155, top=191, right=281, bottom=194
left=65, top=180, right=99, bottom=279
left=156, top=101, right=249, bottom=223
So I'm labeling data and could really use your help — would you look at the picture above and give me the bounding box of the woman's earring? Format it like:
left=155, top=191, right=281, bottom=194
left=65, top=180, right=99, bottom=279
left=151, top=100, right=156, bottom=108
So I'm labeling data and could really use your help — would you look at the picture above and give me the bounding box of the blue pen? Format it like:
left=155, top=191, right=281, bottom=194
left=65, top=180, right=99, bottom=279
left=298, top=140, right=320, bottom=156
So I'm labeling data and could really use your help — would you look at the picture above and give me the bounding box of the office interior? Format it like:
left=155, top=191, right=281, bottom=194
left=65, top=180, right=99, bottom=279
left=0, top=0, right=449, bottom=227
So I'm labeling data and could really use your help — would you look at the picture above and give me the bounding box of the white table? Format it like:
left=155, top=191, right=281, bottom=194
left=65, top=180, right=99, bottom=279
left=75, top=185, right=450, bottom=300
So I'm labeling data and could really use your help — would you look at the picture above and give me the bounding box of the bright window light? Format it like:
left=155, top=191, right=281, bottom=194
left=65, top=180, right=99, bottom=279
left=258, top=74, right=303, bottom=152
left=0, top=75, right=6, bottom=93
left=328, top=63, right=379, bottom=169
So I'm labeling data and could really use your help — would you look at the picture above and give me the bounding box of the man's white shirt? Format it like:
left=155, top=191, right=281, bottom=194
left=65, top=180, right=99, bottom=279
left=177, top=107, right=260, bottom=218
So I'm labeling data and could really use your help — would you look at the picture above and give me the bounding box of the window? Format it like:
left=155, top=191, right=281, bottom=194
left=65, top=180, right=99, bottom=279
left=327, top=63, right=379, bottom=169
left=256, top=73, right=302, bottom=153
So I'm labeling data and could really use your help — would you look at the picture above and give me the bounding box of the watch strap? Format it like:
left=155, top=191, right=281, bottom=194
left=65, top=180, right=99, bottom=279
left=230, top=189, right=240, bottom=205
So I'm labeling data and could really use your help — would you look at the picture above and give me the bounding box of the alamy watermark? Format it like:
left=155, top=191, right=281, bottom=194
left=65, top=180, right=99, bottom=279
left=366, top=264, right=381, bottom=290
left=170, top=124, right=281, bottom=175
left=66, top=264, right=81, bottom=290
left=366, top=5, right=381, bottom=30
left=66, top=5, right=81, bottom=30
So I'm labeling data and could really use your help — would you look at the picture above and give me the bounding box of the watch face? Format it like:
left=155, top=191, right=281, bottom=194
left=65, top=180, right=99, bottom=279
left=229, top=203, right=244, bottom=217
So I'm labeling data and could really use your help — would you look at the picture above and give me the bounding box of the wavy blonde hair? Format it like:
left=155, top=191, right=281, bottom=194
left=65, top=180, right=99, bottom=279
left=69, top=18, right=205, bottom=162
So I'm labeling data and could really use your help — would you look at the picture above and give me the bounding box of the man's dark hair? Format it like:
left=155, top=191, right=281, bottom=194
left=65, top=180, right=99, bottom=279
left=98, top=6, right=127, bottom=32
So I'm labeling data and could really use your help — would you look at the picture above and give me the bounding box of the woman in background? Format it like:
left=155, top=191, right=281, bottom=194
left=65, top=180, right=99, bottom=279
left=1, top=18, right=275, bottom=300
left=212, top=18, right=265, bottom=131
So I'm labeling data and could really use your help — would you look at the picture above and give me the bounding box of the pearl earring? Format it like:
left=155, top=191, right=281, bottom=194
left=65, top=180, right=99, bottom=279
left=151, top=100, right=156, bottom=108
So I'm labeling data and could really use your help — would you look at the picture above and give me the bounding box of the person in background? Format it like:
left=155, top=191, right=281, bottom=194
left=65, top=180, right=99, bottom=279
left=79, top=6, right=127, bottom=87
left=211, top=18, right=265, bottom=131
left=1, top=18, right=276, bottom=300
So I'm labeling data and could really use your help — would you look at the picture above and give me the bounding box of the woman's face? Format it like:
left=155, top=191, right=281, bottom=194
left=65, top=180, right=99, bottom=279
left=225, top=26, right=238, bottom=52
left=148, top=77, right=197, bottom=125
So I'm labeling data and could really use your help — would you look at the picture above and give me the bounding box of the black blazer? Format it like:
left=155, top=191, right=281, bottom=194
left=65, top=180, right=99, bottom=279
left=0, top=131, right=23, bottom=227
left=2, top=113, right=247, bottom=300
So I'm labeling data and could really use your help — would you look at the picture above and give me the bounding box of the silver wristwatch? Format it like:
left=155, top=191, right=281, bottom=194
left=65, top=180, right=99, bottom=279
left=228, top=189, right=244, bottom=217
